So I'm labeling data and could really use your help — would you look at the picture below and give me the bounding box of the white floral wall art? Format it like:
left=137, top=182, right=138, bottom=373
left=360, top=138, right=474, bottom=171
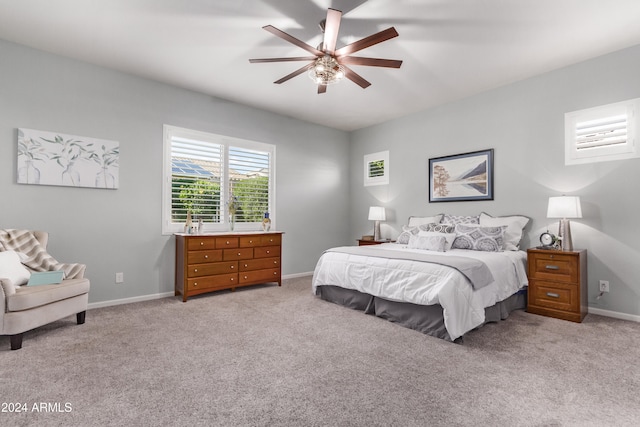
left=17, top=128, right=119, bottom=189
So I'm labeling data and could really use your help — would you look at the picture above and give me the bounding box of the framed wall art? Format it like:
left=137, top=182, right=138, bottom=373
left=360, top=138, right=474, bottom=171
left=364, top=150, right=389, bottom=186
left=17, top=128, right=119, bottom=189
left=428, top=149, right=493, bottom=202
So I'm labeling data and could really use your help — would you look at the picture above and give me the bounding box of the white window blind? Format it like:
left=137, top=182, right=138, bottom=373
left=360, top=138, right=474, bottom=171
left=565, top=98, right=639, bottom=165
left=162, top=125, right=275, bottom=234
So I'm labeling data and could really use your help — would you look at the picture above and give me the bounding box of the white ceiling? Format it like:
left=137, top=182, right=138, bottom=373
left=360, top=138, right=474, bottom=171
left=1, top=0, right=640, bottom=131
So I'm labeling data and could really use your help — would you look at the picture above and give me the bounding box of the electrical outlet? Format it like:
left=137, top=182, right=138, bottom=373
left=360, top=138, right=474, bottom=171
left=115, top=272, right=124, bottom=284
left=599, top=280, right=609, bottom=293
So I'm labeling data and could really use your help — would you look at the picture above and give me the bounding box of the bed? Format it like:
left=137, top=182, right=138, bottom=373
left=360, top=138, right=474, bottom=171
left=311, top=213, right=530, bottom=342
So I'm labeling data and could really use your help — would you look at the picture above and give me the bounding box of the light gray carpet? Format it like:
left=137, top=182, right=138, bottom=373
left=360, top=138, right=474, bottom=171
left=2, top=276, right=639, bottom=427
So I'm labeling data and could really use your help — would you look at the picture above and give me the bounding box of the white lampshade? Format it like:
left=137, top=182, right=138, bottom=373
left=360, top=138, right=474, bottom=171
left=547, top=196, right=582, bottom=219
left=368, top=206, right=386, bottom=221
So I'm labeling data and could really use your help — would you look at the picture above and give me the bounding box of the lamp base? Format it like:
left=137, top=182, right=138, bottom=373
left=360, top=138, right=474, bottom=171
left=373, top=220, right=381, bottom=241
left=558, top=219, right=573, bottom=251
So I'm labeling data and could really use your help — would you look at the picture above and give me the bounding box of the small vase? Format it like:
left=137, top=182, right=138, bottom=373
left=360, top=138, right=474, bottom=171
left=230, top=213, right=235, bottom=231
left=261, top=212, right=271, bottom=232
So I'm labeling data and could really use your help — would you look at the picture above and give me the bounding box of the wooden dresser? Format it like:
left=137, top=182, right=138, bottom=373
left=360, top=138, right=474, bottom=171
left=526, top=248, right=587, bottom=322
left=175, top=232, right=283, bottom=302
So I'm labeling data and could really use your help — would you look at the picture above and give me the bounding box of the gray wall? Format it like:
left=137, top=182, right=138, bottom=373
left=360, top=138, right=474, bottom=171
left=0, top=40, right=350, bottom=304
left=350, top=44, right=640, bottom=319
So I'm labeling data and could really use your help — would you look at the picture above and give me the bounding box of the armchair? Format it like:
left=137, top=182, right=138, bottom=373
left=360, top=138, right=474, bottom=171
left=0, top=231, right=90, bottom=350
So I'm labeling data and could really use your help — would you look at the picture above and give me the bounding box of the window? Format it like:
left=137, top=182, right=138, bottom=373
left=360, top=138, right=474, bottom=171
left=565, top=98, right=640, bottom=165
left=364, top=151, right=389, bottom=186
left=163, top=125, right=275, bottom=234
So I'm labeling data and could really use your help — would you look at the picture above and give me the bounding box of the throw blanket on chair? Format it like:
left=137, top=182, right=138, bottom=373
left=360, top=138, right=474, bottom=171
left=0, top=229, right=84, bottom=279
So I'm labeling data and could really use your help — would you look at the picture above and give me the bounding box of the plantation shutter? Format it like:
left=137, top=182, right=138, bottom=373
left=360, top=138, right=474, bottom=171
left=565, top=98, right=639, bottom=165
left=229, top=146, right=270, bottom=223
left=170, top=136, right=222, bottom=224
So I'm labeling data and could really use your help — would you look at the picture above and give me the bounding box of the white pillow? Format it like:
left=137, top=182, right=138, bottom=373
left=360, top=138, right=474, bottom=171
left=479, top=212, right=530, bottom=251
left=408, top=234, right=447, bottom=252
left=0, top=251, right=31, bottom=289
left=408, top=215, right=443, bottom=227
left=418, top=231, right=456, bottom=251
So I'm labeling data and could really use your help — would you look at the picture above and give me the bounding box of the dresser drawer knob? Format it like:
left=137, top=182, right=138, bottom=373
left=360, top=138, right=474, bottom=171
left=194, top=282, right=198, bottom=286
left=226, top=241, right=230, bottom=245
left=200, top=242, right=204, bottom=246
left=204, top=255, right=208, bottom=259
left=266, top=250, right=270, bottom=254
left=249, top=240, right=253, bottom=244
left=545, top=265, right=559, bottom=270
left=238, top=252, right=242, bottom=256
left=244, top=264, right=248, bottom=268
left=230, top=265, right=234, bottom=269
left=273, top=272, right=277, bottom=275
left=244, top=275, right=248, bottom=279
left=546, top=292, right=560, bottom=298
left=230, top=277, right=234, bottom=281
left=273, top=261, right=277, bottom=264
left=269, top=239, right=273, bottom=242
left=194, top=268, right=198, bottom=273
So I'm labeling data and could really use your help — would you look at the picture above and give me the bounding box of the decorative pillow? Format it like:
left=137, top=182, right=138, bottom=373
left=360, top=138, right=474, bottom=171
left=479, top=212, right=530, bottom=251
left=443, top=214, right=480, bottom=226
left=396, top=225, right=420, bottom=244
left=408, top=234, right=447, bottom=252
left=0, top=251, right=31, bottom=290
left=417, top=231, right=456, bottom=251
left=451, top=224, right=507, bottom=252
left=424, top=223, right=455, bottom=234
left=408, top=215, right=443, bottom=227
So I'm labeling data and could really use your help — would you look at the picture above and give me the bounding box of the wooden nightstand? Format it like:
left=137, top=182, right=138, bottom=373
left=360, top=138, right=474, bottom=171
left=357, top=239, right=393, bottom=246
left=527, top=248, right=587, bottom=322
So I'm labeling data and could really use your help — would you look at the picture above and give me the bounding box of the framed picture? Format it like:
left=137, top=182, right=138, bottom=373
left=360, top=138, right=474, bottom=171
left=364, top=150, right=389, bottom=186
left=428, top=149, right=493, bottom=202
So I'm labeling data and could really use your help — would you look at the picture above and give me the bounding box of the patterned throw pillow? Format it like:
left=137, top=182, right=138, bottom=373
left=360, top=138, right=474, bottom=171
left=451, top=224, right=507, bottom=252
left=424, top=223, right=455, bottom=233
left=443, top=214, right=480, bottom=226
left=479, top=212, right=530, bottom=251
left=396, top=225, right=419, bottom=244
left=408, top=234, right=447, bottom=252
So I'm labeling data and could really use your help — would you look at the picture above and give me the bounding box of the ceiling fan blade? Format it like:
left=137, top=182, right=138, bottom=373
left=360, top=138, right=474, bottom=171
left=342, top=65, right=371, bottom=89
left=263, top=25, right=324, bottom=56
left=338, top=57, right=403, bottom=68
left=317, top=84, right=327, bottom=94
left=334, top=27, right=399, bottom=57
left=250, top=56, right=318, bottom=63
left=273, top=63, right=314, bottom=84
left=322, top=8, right=342, bottom=54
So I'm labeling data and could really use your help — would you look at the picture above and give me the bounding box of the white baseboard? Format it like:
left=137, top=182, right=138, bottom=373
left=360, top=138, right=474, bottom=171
left=88, top=291, right=175, bottom=310
left=588, top=306, right=640, bottom=323
left=87, top=272, right=314, bottom=310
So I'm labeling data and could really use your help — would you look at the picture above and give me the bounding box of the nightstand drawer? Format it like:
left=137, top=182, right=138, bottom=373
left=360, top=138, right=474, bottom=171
left=528, top=280, right=579, bottom=313
left=529, top=253, right=577, bottom=283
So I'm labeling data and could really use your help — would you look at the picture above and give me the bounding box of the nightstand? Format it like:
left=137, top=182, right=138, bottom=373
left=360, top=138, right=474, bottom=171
left=357, top=239, right=393, bottom=246
left=527, top=248, right=587, bottom=322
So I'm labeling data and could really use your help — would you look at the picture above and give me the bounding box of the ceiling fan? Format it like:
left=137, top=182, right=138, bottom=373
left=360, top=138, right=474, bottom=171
left=249, top=8, right=402, bottom=94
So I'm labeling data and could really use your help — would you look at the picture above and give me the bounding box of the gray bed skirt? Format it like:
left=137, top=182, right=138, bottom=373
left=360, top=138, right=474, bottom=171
left=316, top=286, right=527, bottom=342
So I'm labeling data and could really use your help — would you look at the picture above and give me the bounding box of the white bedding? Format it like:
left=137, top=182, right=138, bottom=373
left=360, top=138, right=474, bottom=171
left=312, top=243, right=529, bottom=340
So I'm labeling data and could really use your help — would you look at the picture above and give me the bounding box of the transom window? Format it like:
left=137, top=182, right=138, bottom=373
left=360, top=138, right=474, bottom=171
left=565, top=98, right=640, bottom=165
left=162, top=125, right=275, bottom=234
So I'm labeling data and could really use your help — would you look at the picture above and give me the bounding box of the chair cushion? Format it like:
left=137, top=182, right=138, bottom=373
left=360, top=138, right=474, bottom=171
left=7, top=278, right=90, bottom=312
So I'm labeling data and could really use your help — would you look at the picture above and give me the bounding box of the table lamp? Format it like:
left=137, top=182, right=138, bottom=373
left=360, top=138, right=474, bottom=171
left=368, top=206, right=386, bottom=241
left=547, top=196, right=582, bottom=251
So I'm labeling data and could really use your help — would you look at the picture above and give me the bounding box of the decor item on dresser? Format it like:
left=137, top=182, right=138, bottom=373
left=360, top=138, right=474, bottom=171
left=312, top=214, right=529, bottom=342
left=527, top=248, right=587, bottom=322
left=429, top=149, right=494, bottom=202
left=175, top=232, right=283, bottom=302
left=261, top=212, right=271, bottom=232
left=0, top=229, right=90, bottom=350
left=368, top=206, right=386, bottom=241
left=17, top=128, right=119, bottom=189
left=547, top=196, right=582, bottom=251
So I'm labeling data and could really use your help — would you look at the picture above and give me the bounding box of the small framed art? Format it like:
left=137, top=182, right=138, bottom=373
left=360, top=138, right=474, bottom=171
left=428, top=149, right=493, bottom=202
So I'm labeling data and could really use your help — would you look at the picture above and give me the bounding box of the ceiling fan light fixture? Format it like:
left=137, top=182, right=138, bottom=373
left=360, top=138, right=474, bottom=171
left=308, top=55, right=344, bottom=85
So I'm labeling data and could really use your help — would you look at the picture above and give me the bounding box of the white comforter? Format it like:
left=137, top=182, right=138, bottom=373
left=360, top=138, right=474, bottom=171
left=312, top=243, right=529, bottom=340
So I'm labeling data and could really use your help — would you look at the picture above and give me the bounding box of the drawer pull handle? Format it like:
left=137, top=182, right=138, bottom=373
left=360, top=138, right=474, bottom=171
left=226, top=241, right=230, bottom=245
left=194, top=282, right=198, bottom=286
left=204, top=255, right=208, bottom=259
left=545, top=265, right=560, bottom=270
left=244, top=264, right=248, bottom=268
left=274, top=261, right=277, bottom=264
left=194, top=268, right=198, bottom=273
left=200, top=242, right=204, bottom=246
left=230, top=278, right=234, bottom=281
left=273, top=272, right=277, bottom=275
left=238, top=252, right=242, bottom=256
left=266, top=250, right=270, bottom=254
left=230, top=265, right=234, bottom=269
left=249, top=240, right=253, bottom=243
left=546, top=292, right=560, bottom=298
left=244, top=276, right=248, bottom=279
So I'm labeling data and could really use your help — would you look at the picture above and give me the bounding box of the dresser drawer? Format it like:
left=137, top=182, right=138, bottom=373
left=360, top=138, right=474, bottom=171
left=223, top=247, right=254, bottom=261
left=239, top=257, right=280, bottom=271
left=254, top=245, right=280, bottom=259
left=528, top=280, right=579, bottom=313
left=529, top=252, right=578, bottom=283
left=187, top=237, right=216, bottom=250
left=187, top=250, right=223, bottom=264
left=187, top=261, right=238, bottom=278
left=187, top=273, right=238, bottom=291
left=238, top=268, right=280, bottom=284
left=240, top=234, right=281, bottom=247
left=215, top=237, right=239, bottom=248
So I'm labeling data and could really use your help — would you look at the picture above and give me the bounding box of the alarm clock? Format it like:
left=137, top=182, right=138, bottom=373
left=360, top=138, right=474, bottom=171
left=539, top=231, right=558, bottom=249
